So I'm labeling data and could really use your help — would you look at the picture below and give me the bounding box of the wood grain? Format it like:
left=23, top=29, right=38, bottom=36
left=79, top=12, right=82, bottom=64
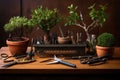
left=0, top=47, right=120, bottom=74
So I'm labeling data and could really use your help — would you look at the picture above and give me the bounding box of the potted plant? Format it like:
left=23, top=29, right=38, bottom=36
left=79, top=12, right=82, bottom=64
left=30, top=6, right=61, bottom=44
left=57, top=26, right=71, bottom=44
left=4, top=16, right=34, bottom=56
left=64, top=4, right=107, bottom=54
left=96, top=33, right=116, bottom=58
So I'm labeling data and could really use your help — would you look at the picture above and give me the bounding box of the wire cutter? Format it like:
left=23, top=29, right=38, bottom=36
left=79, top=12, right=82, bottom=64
left=40, top=55, right=76, bottom=68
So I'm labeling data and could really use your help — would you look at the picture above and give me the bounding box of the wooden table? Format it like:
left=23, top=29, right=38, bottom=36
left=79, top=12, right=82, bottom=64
left=0, top=47, right=120, bottom=80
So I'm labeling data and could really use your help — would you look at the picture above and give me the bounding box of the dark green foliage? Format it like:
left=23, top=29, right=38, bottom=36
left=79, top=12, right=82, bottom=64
left=64, top=4, right=107, bottom=27
left=97, top=33, right=116, bottom=47
left=31, top=6, right=61, bottom=32
left=88, top=4, right=107, bottom=27
left=64, top=4, right=80, bottom=26
left=4, top=16, right=34, bottom=37
left=4, top=16, right=30, bottom=32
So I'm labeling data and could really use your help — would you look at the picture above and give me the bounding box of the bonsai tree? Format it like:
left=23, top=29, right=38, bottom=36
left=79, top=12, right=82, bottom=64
left=64, top=4, right=107, bottom=43
left=30, top=6, right=61, bottom=33
left=4, top=16, right=34, bottom=40
left=30, top=6, right=61, bottom=44
left=96, top=32, right=116, bottom=58
left=3, top=16, right=34, bottom=56
left=97, top=33, right=116, bottom=47
left=64, top=4, right=107, bottom=54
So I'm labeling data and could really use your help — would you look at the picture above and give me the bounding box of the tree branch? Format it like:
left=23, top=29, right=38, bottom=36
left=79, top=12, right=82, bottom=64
left=88, top=22, right=98, bottom=32
left=75, top=23, right=85, bottom=29
left=87, top=21, right=96, bottom=31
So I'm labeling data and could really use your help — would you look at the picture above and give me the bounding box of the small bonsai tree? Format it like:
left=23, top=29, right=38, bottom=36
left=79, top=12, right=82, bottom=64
left=30, top=6, right=61, bottom=44
left=4, top=16, right=34, bottom=40
left=65, top=4, right=107, bottom=54
left=3, top=16, right=34, bottom=56
left=64, top=4, right=107, bottom=54
left=30, top=6, right=61, bottom=33
left=96, top=32, right=116, bottom=58
left=97, top=33, right=116, bottom=47
left=64, top=4, right=107, bottom=43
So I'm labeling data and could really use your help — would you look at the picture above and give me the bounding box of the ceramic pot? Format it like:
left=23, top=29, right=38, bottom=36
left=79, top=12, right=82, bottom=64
left=96, top=45, right=114, bottom=58
left=57, top=36, right=71, bottom=44
left=6, top=37, right=29, bottom=56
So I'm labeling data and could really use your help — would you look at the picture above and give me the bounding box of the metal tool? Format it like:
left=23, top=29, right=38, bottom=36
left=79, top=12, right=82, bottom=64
left=0, top=53, right=14, bottom=62
left=1, top=57, right=36, bottom=67
left=0, top=53, right=28, bottom=62
left=64, top=55, right=107, bottom=65
left=1, top=40, right=36, bottom=68
left=27, top=38, right=34, bottom=59
left=87, top=57, right=107, bottom=64
left=64, top=55, right=92, bottom=60
left=80, top=56, right=108, bottom=65
left=40, top=55, right=76, bottom=68
left=40, top=58, right=53, bottom=63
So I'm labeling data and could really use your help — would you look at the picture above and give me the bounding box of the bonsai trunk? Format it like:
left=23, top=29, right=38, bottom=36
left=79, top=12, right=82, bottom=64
left=43, top=30, right=51, bottom=44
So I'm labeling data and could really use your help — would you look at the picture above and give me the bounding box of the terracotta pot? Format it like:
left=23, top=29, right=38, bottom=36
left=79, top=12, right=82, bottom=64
left=6, top=37, right=29, bottom=56
left=96, top=45, right=114, bottom=58
left=57, top=36, right=71, bottom=44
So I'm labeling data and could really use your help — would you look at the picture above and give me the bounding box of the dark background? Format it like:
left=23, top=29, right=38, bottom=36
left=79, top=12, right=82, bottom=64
left=0, top=0, right=120, bottom=48
left=0, top=0, right=120, bottom=79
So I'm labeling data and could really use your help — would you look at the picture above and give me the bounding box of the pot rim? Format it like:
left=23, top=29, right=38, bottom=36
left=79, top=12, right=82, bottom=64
left=6, top=37, right=29, bottom=45
left=96, top=45, right=114, bottom=49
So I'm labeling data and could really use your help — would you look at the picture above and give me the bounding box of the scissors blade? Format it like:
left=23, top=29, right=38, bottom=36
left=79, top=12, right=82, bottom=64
left=54, top=55, right=61, bottom=61
left=1, top=61, right=17, bottom=67
left=54, top=55, right=76, bottom=68
left=40, top=58, right=52, bottom=63
left=47, top=61, right=58, bottom=64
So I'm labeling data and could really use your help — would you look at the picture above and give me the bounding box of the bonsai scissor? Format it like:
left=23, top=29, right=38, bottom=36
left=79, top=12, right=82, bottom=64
left=40, top=55, right=76, bottom=68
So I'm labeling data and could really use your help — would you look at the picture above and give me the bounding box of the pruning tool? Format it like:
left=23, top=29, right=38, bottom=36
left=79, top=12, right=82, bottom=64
left=40, top=55, right=76, bottom=68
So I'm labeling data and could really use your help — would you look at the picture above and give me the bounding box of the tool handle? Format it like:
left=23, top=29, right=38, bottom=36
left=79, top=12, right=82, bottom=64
left=59, top=60, right=76, bottom=68
left=2, top=61, right=17, bottom=67
left=87, top=58, right=107, bottom=64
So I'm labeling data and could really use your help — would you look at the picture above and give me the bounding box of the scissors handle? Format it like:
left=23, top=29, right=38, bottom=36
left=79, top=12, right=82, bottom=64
left=59, top=60, right=76, bottom=68
left=87, top=58, right=107, bottom=64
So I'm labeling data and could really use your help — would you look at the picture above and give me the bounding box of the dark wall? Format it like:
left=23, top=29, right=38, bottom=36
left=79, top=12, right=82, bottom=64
left=0, top=0, right=21, bottom=48
left=0, top=0, right=120, bottom=47
left=98, top=0, right=120, bottom=47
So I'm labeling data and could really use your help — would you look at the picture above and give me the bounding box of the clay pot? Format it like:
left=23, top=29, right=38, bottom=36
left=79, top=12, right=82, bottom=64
left=96, top=45, right=114, bottom=58
left=6, top=37, right=29, bottom=56
left=57, top=36, right=71, bottom=44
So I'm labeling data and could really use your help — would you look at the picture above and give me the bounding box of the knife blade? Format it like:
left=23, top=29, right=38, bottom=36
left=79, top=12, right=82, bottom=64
left=2, top=61, right=17, bottom=67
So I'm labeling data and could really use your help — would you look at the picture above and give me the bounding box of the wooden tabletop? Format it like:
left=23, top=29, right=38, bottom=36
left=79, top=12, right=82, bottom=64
left=0, top=47, right=120, bottom=74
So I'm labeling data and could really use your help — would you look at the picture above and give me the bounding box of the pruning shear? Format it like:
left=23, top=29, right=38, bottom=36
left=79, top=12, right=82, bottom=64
left=40, top=55, right=76, bottom=68
left=64, top=55, right=108, bottom=65
left=0, top=53, right=14, bottom=62
left=79, top=56, right=108, bottom=65
left=1, top=52, right=36, bottom=67
left=1, top=57, right=36, bottom=67
left=0, top=51, right=35, bottom=67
